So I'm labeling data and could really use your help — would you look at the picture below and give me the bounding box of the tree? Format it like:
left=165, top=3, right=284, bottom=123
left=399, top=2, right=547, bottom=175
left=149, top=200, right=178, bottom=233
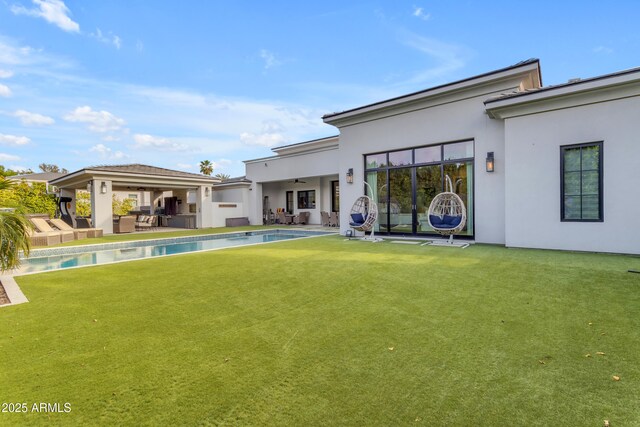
left=199, top=160, right=213, bottom=176
left=39, top=163, right=68, bottom=174
left=0, top=165, right=32, bottom=177
left=0, top=178, right=31, bottom=272
left=112, top=195, right=137, bottom=216
left=0, top=181, right=57, bottom=218
left=214, top=173, right=230, bottom=181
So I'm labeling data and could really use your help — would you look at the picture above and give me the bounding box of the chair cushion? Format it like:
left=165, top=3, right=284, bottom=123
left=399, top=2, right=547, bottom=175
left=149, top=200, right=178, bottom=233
left=443, top=215, right=462, bottom=227
left=350, top=213, right=365, bottom=225
left=429, top=214, right=445, bottom=226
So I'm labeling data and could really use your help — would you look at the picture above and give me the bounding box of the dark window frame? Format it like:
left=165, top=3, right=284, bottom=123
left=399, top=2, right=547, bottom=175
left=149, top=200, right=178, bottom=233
left=297, top=190, right=316, bottom=209
left=331, top=180, right=339, bottom=212
left=560, top=141, right=604, bottom=222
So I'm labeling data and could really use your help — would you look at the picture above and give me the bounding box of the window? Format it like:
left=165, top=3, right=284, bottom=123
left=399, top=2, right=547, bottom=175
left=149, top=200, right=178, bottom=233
left=331, top=181, right=340, bottom=212
left=128, top=194, right=138, bottom=207
left=286, top=191, right=294, bottom=214
left=561, top=142, right=603, bottom=221
left=297, top=190, right=316, bottom=209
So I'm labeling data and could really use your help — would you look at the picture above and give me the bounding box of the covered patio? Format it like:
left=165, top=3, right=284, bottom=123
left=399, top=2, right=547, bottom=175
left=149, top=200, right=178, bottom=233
left=50, top=164, right=218, bottom=234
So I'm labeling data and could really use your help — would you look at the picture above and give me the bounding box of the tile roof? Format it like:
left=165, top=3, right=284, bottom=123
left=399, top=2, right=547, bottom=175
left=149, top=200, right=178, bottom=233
left=84, top=164, right=216, bottom=180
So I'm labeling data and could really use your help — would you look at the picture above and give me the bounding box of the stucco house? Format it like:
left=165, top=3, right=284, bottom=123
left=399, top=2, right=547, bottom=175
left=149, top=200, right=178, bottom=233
left=239, top=59, right=640, bottom=255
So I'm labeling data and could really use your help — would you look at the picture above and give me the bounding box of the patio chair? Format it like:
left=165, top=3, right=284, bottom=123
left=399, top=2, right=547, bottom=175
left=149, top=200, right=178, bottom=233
left=30, top=217, right=74, bottom=243
left=295, top=211, right=310, bottom=225
left=48, top=218, right=88, bottom=240
left=113, top=215, right=136, bottom=233
left=277, top=212, right=292, bottom=225
left=321, top=211, right=330, bottom=226
left=329, top=212, right=339, bottom=227
left=75, top=217, right=104, bottom=238
left=135, top=215, right=157, bottom=231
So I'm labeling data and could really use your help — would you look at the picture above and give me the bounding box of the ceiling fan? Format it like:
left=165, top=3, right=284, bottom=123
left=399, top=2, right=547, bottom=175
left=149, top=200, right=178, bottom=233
left=287, top=178, right=307, bottom=184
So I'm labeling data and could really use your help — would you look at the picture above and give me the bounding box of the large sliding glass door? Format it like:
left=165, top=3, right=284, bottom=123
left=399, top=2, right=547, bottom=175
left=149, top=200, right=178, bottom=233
left=365, top=140, right=475, bottom=237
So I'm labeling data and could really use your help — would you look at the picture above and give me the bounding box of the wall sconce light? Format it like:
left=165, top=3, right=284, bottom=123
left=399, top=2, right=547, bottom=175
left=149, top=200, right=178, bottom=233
left=86, top=181, right=92, bottom=193
left=205, top=187, right=210, bottom=197
left=486, top=152, right=495, bottom=173
left=100, top=181, right=107, bottom=194
left=346, top=168, right=354, bottom=184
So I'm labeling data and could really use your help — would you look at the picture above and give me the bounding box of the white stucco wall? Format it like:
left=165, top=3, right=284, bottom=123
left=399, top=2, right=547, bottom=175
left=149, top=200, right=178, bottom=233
left=504, top=96, right=640, bottom=254
left=335, top=87, right=508, bottom=243
left=245, top=145, right=339, bottom=225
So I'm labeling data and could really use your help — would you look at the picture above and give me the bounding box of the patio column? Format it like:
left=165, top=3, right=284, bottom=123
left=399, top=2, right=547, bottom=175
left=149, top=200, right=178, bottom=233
left=248, top=182, right=262, bottom=225
left=91, top=179, right=113, bottom=234
left=196, top=185, right=213, bottom=228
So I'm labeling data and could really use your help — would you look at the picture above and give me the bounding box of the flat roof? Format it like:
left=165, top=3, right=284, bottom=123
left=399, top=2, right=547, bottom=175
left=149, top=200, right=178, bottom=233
left=323, top=58, right=541, bottom=121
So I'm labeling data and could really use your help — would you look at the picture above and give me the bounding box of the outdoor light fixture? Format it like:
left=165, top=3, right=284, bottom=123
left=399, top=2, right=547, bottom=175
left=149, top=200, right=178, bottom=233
left=86, top=181, right=92, bottom=193
left=486, top=152, right=495, bottom=172
left=100, top=181, right=107, bottom=194
left=346, top=168, right=354, bottom=184
left=205, top=187, right=210, bottom=197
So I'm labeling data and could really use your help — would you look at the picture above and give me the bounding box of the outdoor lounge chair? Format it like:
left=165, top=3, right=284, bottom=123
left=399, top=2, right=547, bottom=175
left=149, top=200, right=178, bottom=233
left=74, top=217, right=104, bottom=238
left=30, top=217, right=74, bottom=243
left=48, top=218, right=88, bottom=240
left=113, top=215, right=136, bottom=233
left=28, top=229, right=62, bottom=246
left=277, top=212, right=292, bottom=225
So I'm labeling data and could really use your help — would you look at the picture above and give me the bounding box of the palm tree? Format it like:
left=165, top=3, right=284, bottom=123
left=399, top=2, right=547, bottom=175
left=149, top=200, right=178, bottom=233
left=199, top=160, right=213, bottom=176
left=214, top=173, right=230, bottom=181
left=0, top=178, right=31, bottom=271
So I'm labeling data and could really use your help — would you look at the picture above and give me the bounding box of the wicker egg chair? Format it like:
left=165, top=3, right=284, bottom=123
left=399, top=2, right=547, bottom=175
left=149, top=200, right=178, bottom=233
left=426, top=175, right=468, bottom=247
left=348, top=182, right=381, bottom=242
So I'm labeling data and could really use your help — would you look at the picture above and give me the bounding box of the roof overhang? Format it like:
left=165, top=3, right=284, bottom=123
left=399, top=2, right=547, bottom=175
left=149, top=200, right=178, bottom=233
left=244, top=135, right=340, bottom=164
left=485, top=66, right=640, bottom=119
left=323, top=59, right=541, bottom=128
left=51, top=168, right=218, bottom=190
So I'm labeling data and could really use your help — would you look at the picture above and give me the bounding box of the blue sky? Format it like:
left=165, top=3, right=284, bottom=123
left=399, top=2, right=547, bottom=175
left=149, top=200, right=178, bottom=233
left=1, top=1, right=639, bottom=177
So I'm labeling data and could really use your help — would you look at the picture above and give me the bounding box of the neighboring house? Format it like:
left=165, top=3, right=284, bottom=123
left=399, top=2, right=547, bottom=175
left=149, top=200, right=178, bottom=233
left=10, top=172, right=65, bottom=193
left=236, top=59, right=640, bottom=255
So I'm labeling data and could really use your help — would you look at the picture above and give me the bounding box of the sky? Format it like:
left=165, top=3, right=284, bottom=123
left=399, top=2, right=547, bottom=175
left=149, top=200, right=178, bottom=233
left=1, top=1, right=639, bottom=177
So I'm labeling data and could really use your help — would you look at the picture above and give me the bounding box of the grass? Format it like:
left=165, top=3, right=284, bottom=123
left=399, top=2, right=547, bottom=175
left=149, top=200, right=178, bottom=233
left=1, top=236, right=640, bottom=425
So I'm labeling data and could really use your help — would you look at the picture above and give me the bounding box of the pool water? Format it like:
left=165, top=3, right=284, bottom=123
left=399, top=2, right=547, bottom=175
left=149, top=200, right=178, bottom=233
left=18, top=231, right=320, bottom=274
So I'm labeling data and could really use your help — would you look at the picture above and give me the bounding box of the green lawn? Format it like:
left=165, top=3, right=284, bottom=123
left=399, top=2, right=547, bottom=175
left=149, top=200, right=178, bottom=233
left=2, top=237, right=640, bottom=425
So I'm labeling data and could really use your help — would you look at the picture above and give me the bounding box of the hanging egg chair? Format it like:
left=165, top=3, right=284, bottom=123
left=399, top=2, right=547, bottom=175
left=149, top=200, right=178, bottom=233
left=426, top=175, right=468, bottom=247
left=348, top=182, right=381, bottom=242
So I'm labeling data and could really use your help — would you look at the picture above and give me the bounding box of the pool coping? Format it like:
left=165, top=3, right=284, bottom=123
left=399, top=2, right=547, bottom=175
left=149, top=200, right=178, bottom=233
left=1, top=229, right=336, bottom=307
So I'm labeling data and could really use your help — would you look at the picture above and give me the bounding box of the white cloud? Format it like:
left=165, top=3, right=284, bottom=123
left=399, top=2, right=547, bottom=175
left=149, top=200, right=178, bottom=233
left=593, top=46, right=613, bottom=54
left=413, top=6, right=431, bottom=21
left=401, top=33, right=469, bottom=85
left=0, top=84, right=12, bottom=97
left=11, top=0, right=80, bottom=33
left=90, top=28, right=122, bottom=49
left=0, top=153, right=21, bottom=162
left=260, top=49, right=282, bottom=69
left=13, top=109, right=55, bottom=126
left=240, top=120, right=288, bottom=147
left=0, top=133, right=30, bottom=145
left=176, top=163, right=192, bottom=170
left=9, top=165, right=30, bottom=172
left=212, top=159, right=232, bottom=170
left=133, top=134, right=189, bottom=152
left=89, top=143, right=127, bottom=160
left=136, top=40, right=144, bottom=52
left=64, top=106, right=126, bottom=133
left=0, top=70, right=13, bottom=78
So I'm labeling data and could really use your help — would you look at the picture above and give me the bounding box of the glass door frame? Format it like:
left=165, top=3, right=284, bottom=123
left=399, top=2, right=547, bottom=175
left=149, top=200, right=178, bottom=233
left=364, top=141, right=475, bottom=238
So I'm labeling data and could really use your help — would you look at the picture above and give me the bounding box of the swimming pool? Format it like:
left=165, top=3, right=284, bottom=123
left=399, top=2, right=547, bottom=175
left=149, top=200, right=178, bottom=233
left=17, top=229, right=330, bottom=274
